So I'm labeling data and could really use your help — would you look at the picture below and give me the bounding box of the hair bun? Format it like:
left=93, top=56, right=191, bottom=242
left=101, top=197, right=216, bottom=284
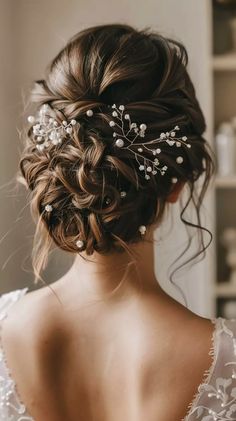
left=20, top=23, right=215, bottom=280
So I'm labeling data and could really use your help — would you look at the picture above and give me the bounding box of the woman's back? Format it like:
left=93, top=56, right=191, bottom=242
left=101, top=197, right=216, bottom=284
left=0, top=282, right=217, bottom=421
left=4, top=22, right=222, bottom=421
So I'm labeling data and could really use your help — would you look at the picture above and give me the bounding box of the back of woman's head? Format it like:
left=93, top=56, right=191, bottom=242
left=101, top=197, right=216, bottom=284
left=19, top=23, right=215, bottom=278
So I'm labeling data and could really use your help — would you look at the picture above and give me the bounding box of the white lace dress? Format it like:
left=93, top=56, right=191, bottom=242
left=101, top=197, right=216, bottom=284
left=0, top=289, right=236, bottom=421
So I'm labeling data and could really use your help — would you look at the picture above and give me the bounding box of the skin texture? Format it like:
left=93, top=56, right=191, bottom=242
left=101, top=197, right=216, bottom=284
left=0, top=182, right=215, bottom=421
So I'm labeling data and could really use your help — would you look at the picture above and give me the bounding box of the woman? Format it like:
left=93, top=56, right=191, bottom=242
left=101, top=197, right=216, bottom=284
left=0, top=23, right=234, bottom=421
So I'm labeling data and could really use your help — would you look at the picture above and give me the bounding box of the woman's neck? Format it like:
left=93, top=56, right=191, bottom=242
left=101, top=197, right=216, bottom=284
left=62, top=226, right=165, bottom=302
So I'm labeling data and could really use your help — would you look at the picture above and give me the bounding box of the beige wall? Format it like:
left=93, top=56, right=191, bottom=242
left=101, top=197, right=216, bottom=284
left=0, top=0, right=214, bottom=316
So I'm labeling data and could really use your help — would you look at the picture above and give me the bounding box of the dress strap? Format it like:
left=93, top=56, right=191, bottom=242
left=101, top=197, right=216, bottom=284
left=182, top=317, right=222, bottom=420
left=0, top=288, right=29, bottom=321
left=0, top=287, right=33, bottom=420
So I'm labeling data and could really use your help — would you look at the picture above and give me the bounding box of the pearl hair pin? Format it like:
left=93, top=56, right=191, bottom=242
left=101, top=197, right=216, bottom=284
left=75, top=223, right=146, bottom=251
left=139, top=225, right=147, bottom=235
left=27, top=106, right=94, bottom=152
left=108, top=104, right=191, bottom=181
left=45, top=204, right=53, bottom=212
left=27, top=104, right=80, bottom=151
left=76, top=239, right=85, bottom=250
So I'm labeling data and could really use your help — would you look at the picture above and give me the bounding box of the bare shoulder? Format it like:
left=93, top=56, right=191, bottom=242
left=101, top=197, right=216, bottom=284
left=0, top=286, right=70, bottom=419
left=1, top=286, right=64, bottom=343
left=0, top=286, right=67, bottom=381
left=175, top=314, right=216, bottom=371
left=130, top=295, right=216, bottom=418
left=132, top=291, right=215, bottom=351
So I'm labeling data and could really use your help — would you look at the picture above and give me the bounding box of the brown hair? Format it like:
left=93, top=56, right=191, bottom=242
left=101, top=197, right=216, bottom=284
left=19, top=23, right=215, bottom=282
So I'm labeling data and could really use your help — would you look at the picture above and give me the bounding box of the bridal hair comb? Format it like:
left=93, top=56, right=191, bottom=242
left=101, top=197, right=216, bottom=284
left=27, top=104, right=79, bottom=151
left=27, top=103, right=191, bottom=181
left=108, top=104, right=191, bottom=180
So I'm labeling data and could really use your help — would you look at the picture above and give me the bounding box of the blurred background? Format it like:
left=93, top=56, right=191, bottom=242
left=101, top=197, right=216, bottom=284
left=2, top=0, right=236, bottom=319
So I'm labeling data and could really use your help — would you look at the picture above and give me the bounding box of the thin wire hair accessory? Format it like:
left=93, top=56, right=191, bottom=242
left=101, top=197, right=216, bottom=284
left=27, top=103, right=192, bottom=252
left=108, top=104, right=191, bottom=181
left=27, top=103, right=191, bottom=183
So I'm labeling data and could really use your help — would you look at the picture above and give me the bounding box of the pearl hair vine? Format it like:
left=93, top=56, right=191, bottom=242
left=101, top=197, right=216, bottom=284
left=108, top=103, right=191, bottom=181
left=27, top=103, right=191, bottom=183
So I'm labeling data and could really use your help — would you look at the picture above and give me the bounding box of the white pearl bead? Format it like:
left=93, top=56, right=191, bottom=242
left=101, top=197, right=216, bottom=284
left=105, top=197, right=111, bottom=204
left=45, top=204, right=53, bottom=212
left=138, top=148, right=143, bottom=152
left=115, top=138, right=124, bottom=148
left=37, top=144, right=45, bottom=151
left=140, top=123, right=147, bottom=131
left=156, top=148, right=161, bottom=154
left=120, top=191, right=127, bottom=198
left=62, top=120, right=67, bottom=126
left=27, top=115, right=35, bottom=123
left=109, top=121, right=115, bottom=127
left=76, top=239, right=85, bottom=249
left=171, top=177, right=178, bottom=183
left=86, top=109, right=93, bottom=117
left=139, top=225, right=146, bottom=235
left=176, top=156, right=183, bottom=164
left=119, top=105, right=125, bottom=110
left=139, top=165, right=145, bottom=171
left=49, top=131, right=57, bottom=140
left=71, top=119, right=77, bottom=125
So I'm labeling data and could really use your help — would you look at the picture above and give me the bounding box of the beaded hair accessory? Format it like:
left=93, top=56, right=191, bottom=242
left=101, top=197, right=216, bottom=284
left=27, top=104, right=78, bottom=151
left=28, top=103, right=191, bottom=180
left=27, top=103, right=191, bottom=250
left=109, top=104, right=191, bottom=180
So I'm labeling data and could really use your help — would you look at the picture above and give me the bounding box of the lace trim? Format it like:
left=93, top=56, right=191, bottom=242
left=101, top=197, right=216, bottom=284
left=181, top=317, right=222, bottom=421
left=0, top=288, right=34, bottom=420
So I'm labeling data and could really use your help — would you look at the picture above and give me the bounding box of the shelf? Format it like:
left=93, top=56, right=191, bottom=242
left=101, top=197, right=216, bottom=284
left=212, top=53, right=236, bottom=71
left=215, top=283, right=236, bottom=297
left=215, top=175, right=236, bottom=188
